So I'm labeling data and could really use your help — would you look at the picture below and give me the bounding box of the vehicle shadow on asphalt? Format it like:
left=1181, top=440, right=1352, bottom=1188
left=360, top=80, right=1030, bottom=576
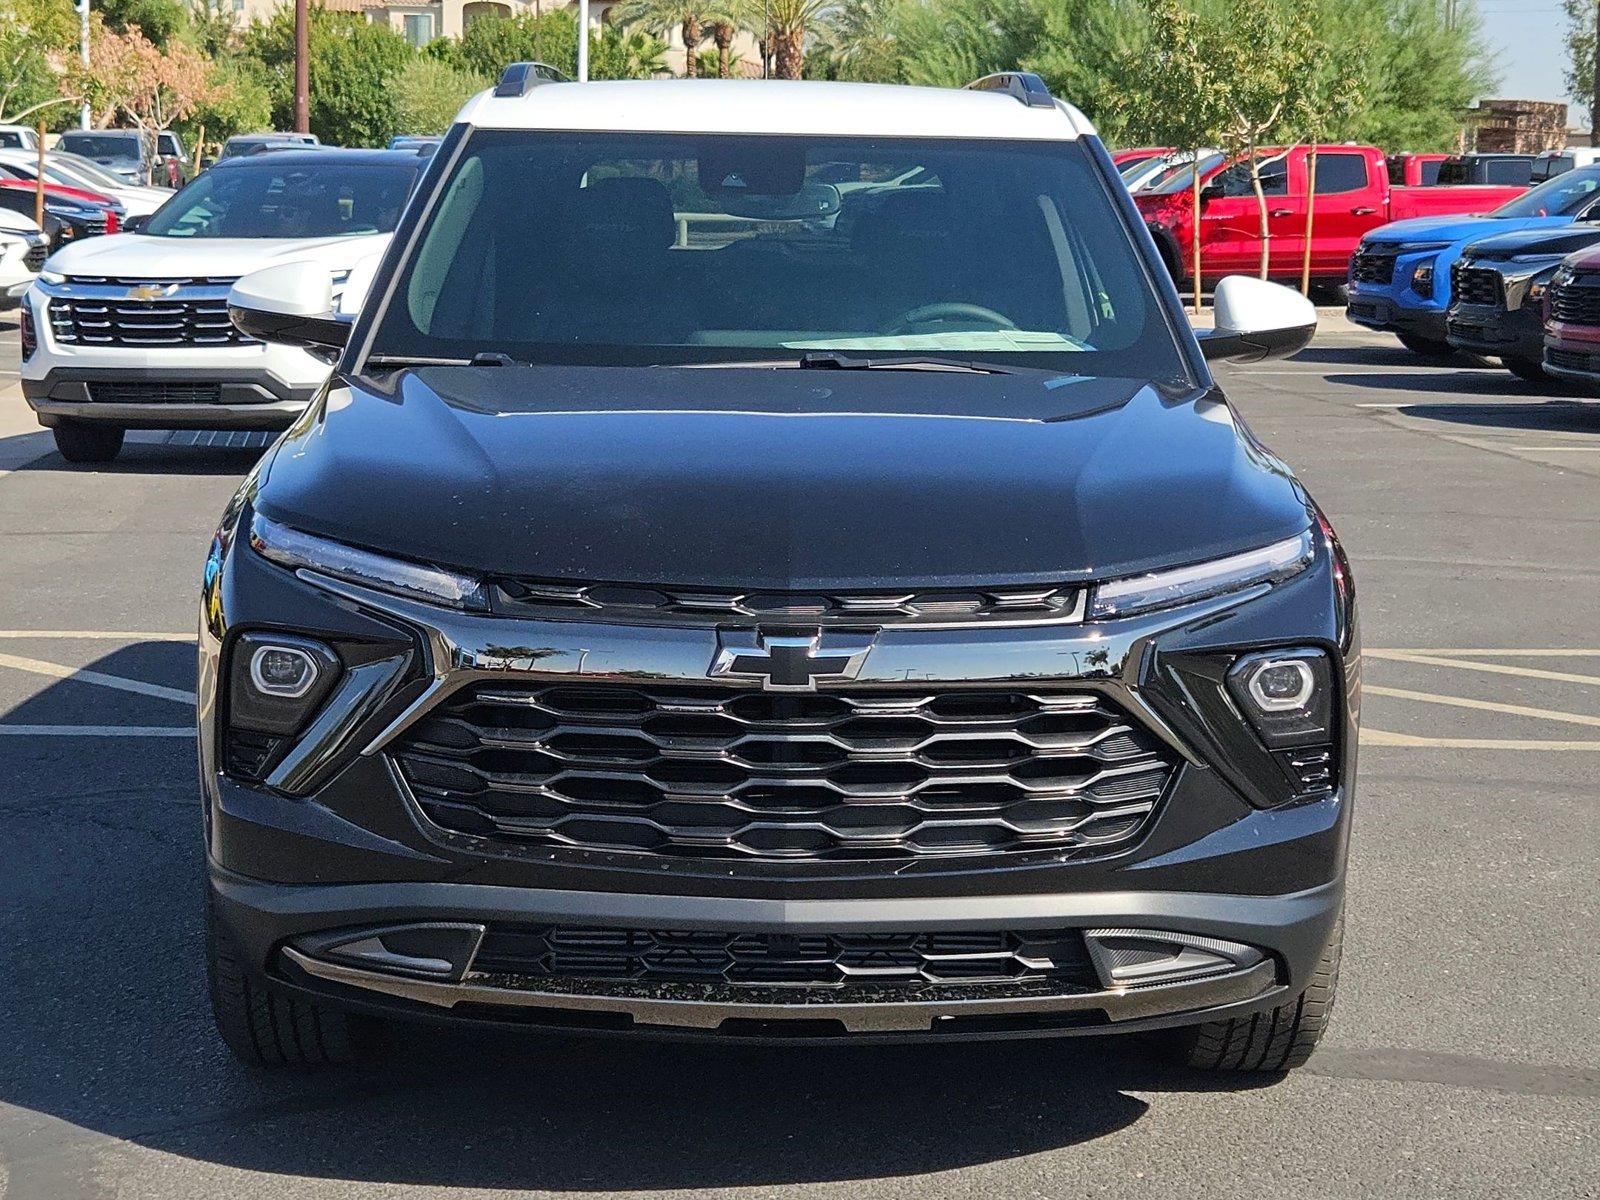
left=0, top=643, right=1280, bottom=1192
left=17, top=441, right=271, bottom=477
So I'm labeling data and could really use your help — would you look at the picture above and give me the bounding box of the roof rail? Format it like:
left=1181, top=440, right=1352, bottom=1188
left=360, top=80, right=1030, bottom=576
left=964, top=72, right=1056, bottom=109
left=494, top=61, right=569, bottom=98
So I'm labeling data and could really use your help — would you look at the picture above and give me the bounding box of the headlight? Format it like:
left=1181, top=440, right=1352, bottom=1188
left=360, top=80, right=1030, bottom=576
left=39, top=268, right=65, bottom=284
left=1088, top=530, right=1313, bottom=620
left=250, top=512, right=488, bottom=610
left=1525, top=267, right=1560, bottom=304
left=1412, top=260, right=1436, bottom=297
left=1395, top=241, right=1451, bottom=254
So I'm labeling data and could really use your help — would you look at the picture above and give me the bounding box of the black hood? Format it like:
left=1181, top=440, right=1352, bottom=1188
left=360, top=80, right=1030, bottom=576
left=256, top=366, right=1310, bottom=590
left=1464, top=223, right=1600, bottom=260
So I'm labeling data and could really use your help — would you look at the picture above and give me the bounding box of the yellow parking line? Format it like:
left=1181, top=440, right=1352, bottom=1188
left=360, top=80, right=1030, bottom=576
left=1366, top=651, right=1600, bottom=688
left=0, top=652, right=196, bottom=704
left=1361, top=728, right=1600, bottom=750
left=1364, top=684, right=1600, bottom=729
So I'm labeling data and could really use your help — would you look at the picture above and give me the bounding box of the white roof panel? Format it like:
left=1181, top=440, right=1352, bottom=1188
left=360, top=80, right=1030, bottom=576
left=456, top=79, right=1092, bottom=141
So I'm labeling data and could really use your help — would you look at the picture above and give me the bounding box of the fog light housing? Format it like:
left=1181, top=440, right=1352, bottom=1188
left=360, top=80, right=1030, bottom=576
left=1226, top=648, right=1334, bottom=749
left=228, top=633, right=340, bottom=738
left=1412, top=262, right=1435, bottom=298
left=250, top=645, right=319, bottom=697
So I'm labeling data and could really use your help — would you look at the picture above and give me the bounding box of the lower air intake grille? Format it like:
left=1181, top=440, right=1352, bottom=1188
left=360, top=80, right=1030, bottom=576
left=471, top=924, right=1100, bottom=991
left=393, top=683, right=1178, bottom=861
left=88, top=381, right=223, bottom=405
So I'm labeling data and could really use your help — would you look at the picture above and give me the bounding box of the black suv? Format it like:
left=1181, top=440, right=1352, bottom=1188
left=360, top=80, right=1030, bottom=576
left=202, top=72, right=1356, bottom=1073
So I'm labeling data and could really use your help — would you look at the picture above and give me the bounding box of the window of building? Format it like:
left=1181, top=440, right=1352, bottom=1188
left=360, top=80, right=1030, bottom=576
left=403, top=13, right=434, bottom=46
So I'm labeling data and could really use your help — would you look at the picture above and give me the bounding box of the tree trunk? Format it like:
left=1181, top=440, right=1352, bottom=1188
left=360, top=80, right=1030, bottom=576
left=1592, top=0, right=1599, bottom=144
left=713, top=23, right=732, bottom=78
left=1250, top=156, right=1269, bottom=280
left=682, top=17, right=700, bottom=77
left=1301, top=145, right=1317, bottom=296
left=774, top=26, right=803, bottom=79
left=1190, top=160, right=1202, bottom=315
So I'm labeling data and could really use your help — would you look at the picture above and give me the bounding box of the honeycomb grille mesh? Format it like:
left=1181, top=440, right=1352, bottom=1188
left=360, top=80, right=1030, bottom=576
left=471, top=924, right=1100, bottom=991
left=393, top=683, right=1178, bottom=861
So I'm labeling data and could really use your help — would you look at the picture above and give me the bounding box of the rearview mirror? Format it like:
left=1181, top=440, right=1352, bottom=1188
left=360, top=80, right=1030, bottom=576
left=228, top=263, right=351, bottom=356
left=1194, top=275, right=1316, bottom=363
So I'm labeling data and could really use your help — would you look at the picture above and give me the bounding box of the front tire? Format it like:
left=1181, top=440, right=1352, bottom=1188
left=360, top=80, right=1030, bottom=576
left=51, top=421, right=125, bottom=463
left=1173, top=919, right=1341, bottom=1074
left=206, top=897, right=375, bottom=1068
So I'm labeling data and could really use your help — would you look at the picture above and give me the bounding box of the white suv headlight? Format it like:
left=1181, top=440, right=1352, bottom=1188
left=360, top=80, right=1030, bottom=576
left=250, top=513, right=488, bottom=610
left=1088, top=530, right=1314, bottom=620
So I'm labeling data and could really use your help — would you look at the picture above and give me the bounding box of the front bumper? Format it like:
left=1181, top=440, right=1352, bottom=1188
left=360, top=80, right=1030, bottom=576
left=1446, top=300, right=1544, bottom=362
left=1346, top=290, right=1447, bottom=340
left=1544, top=322, right=1600, bottom=386
left=200, top=502, right=1358, bottom=1041
left=23, top=369, right=314, bottom=429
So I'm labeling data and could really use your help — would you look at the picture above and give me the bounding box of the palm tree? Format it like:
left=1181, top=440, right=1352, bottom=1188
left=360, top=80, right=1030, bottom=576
left=761, top=0, right=828, bottom=79
left=706, top=16, right=738, bottom=77
left=611, top=0, right=717, bottom=77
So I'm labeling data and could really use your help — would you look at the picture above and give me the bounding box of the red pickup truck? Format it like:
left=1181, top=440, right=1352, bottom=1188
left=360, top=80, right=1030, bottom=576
left=1133, top=145, right=1526, bottom=287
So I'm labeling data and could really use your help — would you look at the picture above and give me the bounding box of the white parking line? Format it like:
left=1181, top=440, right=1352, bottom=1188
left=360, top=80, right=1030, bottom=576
left=0, top=652, right=195, bottom=704
left=1366, top=650, right=1600, bottom=688
left=0, top=631, right=193, bottom=640
left=0, top=725, right=192, bottom=737
left=1364, top=684, right=1600, bottom=729
left=1362, top=729, right=1600, bottom=750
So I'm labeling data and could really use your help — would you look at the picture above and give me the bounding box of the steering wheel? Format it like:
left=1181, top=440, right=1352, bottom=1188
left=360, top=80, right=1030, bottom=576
left=885, top=302, right=1018, bottom=335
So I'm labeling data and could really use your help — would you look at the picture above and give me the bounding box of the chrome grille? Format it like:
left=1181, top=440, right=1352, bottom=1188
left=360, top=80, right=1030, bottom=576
left=471, top=924, right=1099, bottom=991
left=393, top=683, right=1178, bottom=861
left=495, top=580, right=1084, bottom=625
left=23, top=242, right=46, bottom=271
left=1450, top=262, right=1502, bottom=307
left=47, top=277, right=251, bottom=347
left=1350, top=247, right=1398, bottom=285
left=1548, top=272, right=1600, bottom=325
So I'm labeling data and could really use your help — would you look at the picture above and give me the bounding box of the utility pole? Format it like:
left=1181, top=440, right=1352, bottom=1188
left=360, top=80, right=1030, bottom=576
left=78, top=0, right=90, bottom=129
left=293, top=0, right=310, bottom=134
left=577, top=0, right=589, bottom=81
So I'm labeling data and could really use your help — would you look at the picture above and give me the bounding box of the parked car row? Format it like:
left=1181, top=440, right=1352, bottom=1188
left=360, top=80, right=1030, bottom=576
left=1347, top=162, right=1600, bottom=384
left=1132, top=143, right=1526, bottom=290
left=15, top=146, right=428, bottom=461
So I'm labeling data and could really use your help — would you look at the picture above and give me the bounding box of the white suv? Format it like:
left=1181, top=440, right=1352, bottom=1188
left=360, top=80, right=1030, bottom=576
left=20, top=148, right=425, bottom=462
left=0, top=208, right=48, bottom=309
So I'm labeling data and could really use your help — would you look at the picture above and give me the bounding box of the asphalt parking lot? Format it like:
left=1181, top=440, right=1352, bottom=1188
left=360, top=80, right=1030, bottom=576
left=0, top=315, right=1595, bottom=1199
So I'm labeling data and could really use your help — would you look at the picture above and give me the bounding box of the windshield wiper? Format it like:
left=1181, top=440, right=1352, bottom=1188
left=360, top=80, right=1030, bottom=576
left=796, top=352, right=1020, bottom=375
left=365, top=353, right=474, bottom=368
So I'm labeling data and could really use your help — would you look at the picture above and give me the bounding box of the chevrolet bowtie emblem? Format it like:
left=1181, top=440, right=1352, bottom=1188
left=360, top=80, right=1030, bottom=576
left=709, top=629, right=874, bottom=691
left=126, top=282, right=179, bottom=301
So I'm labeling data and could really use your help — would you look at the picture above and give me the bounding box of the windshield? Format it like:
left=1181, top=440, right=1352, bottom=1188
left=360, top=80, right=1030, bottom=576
left=368, top=130, right=1187, bottom=380
left=51, top=154, right=131, bottom=190
left=141, top=159, right=418, bottom=238
left=1491, top=166, right=1600, bottom=218
left=60, top=135, right=138, bottom=162
left=1145, top=153, right=1225, bottom=194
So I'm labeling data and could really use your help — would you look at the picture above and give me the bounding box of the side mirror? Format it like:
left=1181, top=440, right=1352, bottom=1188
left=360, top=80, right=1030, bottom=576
left=335, top=253, right=383, bottom=320
left=1199, top=180, right=1224, bottom=203
left=121, top=213, right=147, bottom=233
left=228, top=263, right=351, bottom=355
left=1194, top=275, right=1316, bottom=363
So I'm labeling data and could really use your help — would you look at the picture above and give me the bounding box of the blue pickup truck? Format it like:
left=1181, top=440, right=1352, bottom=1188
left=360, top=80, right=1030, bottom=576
left=1347, top=165, right=1600, bottom=355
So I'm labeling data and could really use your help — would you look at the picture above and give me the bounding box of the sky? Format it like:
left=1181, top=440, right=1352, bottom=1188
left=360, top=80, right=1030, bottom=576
left=1477, top=1, right=1574, bottom=115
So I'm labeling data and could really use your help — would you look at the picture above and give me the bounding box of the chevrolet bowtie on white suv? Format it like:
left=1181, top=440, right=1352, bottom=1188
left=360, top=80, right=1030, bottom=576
left=19, top=148, right=424, bottom=463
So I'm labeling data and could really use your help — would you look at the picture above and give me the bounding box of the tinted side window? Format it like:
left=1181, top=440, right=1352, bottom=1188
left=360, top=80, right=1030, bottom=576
left=1486, top=159, right=1532, bottom=185
left=1215, top=157, right=1289, bottom=198
left=1420, top=159, right=1444, bottom=185
left=1314, top=153, right=1369, bottom=194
